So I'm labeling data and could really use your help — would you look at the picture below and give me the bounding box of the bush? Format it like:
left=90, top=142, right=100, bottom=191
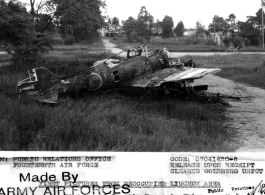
left=51, top=35, right=64, bottom=45
left=223, top=37, right=231, bottom=47
left=204, top=39, right=217, bottom=46
left=153, top=32, right=161, bottom=36
left=231, top=36, right=245, bottom=48
left=8, top=34, right=52, bottom=68
left=223, top=36, right=245, bottom=48
left=64, top=35, right=75, bottom=45
left=150, top=36, right=164, bottom=43
left=12, top=45, right=40, bottom=67
left=182, top=36, right=201, bottom=45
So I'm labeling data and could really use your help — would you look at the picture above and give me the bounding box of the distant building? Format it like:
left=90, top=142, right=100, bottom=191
left=183, top=30, right=196, bottom=36
left=98, top=27, right=108, bottom=37
left=98, top=23, right=121, bottom=37
left=214, top=32, right=224, bottom=46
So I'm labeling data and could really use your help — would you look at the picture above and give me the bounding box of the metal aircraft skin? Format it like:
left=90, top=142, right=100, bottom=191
left=17, top=46, right=220, bottom=103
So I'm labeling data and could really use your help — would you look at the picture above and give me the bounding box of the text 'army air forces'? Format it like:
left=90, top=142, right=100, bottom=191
left=1, top=154, right=265, bottom=195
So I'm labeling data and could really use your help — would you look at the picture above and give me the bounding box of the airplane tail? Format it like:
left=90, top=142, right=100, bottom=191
left=18, top=67, right=62, bottom=103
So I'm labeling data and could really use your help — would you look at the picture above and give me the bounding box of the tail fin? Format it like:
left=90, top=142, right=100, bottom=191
left=18, top=67, right=61, bottom=103
left=33, top=67, right=61, bottom=93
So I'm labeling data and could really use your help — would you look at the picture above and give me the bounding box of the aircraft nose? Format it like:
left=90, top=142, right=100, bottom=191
left=84, top=73, right=103, bottom=90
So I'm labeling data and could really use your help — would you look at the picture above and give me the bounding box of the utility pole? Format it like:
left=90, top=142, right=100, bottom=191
left=261, top=0, right=264, bottom=49
left=213, top=17, right=216, bottom=43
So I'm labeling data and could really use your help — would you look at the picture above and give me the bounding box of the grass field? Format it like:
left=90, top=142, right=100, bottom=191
left=44, top=39, right=106, bottom=60
left=0, top=39, right=106, bottom=66
left=180, top=54, right=265, bottom=89
left=0, top=40, right=234, bottom=152
left=0, top=91, right=230, bottom=151
left=110, top=36, right=265, bottom=52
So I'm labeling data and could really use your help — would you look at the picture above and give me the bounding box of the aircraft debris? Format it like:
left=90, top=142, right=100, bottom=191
left=17, top=46, right=226, bottom=104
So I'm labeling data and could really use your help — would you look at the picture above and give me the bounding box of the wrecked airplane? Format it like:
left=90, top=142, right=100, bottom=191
left=17, top=46, right=220, bottom=103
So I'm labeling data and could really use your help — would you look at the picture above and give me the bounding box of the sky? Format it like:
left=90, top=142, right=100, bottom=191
left=19, top=0, right=263, bottom=29
left=105, top=0, right=262, bottom=29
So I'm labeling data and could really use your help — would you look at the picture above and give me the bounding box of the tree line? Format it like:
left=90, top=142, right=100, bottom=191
left=205, top=8, right=265, bottom=46
left=0, top=0, right=105, bottom=64
left=121, top=6, right=265, bottom=46
left=1, top=0, right=265, bottom=60
left=122, top=6, right=185, bottom=42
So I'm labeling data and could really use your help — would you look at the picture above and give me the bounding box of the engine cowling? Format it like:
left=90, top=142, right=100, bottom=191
left=84, top=73, right=103, bottom=90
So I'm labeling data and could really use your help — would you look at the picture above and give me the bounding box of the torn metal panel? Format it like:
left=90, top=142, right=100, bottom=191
left=17, top=46, right=221, bottom=103
left=18, top=67, right=70, bottom=103
left=164, top=68, right=221, bottom=82
left=121, top=68, right=220, bottom=88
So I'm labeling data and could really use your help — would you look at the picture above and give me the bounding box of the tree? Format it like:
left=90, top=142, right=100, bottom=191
left=203, top=30, right=211, bottom=40
left=56, top=0, right=106, bottom=42
left=195, top=21, right=204, bottom=36
left=238, top=21, right=259, bottom=35
left=26, top=0, right=58, bottom=33
left=154, top=19, right=162, bottom=35
left=0, top=0, right=32, bottom=48
left=29, top=0, right=55, bottom=16
left=224, top=13, right=237, bottom=36
left=254, top=8, right=265, bottom=27
left=122, top=7, right=154, bottom=42
left=136, top=6, right=154, bottom=42
left=229, top=13, right=236, bottom=21
left=162, top=15, right=174, bottom=38
left=137, top=6, right=154, bottom=27
left=112, top=17, right=119, bottom=26
left=35, top=14, right=55, bottom=32
left=235, top=8, right=265, bottom=46
left=174, top=21, right=184, bottom=37
left=238, top=8, right=265, bottom=36
left=122, top=16, right=137, bottom=42
left=136, top=19, right=149, bottom=41
left=0, top=0, right=51, bottom=66
left=246, top=8, right=265, bottom=30
left=208, top=15, right=228, bottom=33
left=226, top=14, right=236, bottom=27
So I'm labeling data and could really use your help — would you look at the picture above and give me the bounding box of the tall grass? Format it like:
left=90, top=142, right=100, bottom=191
left=51, top=39, right=106, bottom=52
left=0, top=92, right=231, bottom=151
left=0, top=42, right=234, bottom=151
left=110, top=36, right=265, bottom=52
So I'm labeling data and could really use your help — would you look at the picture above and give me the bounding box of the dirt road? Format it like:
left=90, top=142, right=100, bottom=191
left=103, top=38, right=265, bottom=152
left=195, top=76, right=265, bottom=152
left=102, top=39, right=265, bottom=58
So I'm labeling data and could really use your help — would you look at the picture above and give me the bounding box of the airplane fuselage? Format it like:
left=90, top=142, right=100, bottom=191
left=17, top=47, right=220, bottom=103
left=65, top=53, right=170, bottom=93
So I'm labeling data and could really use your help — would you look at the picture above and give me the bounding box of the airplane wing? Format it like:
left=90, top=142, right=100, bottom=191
left=120, top=67, right=220, bottom=88
left=26, top=91, right=58, bottom=104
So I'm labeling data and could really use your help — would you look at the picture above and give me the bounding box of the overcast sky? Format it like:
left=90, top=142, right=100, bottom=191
left=105, top=0, right=262, bottom=29
left=19, top=0, right=263, bottom=29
